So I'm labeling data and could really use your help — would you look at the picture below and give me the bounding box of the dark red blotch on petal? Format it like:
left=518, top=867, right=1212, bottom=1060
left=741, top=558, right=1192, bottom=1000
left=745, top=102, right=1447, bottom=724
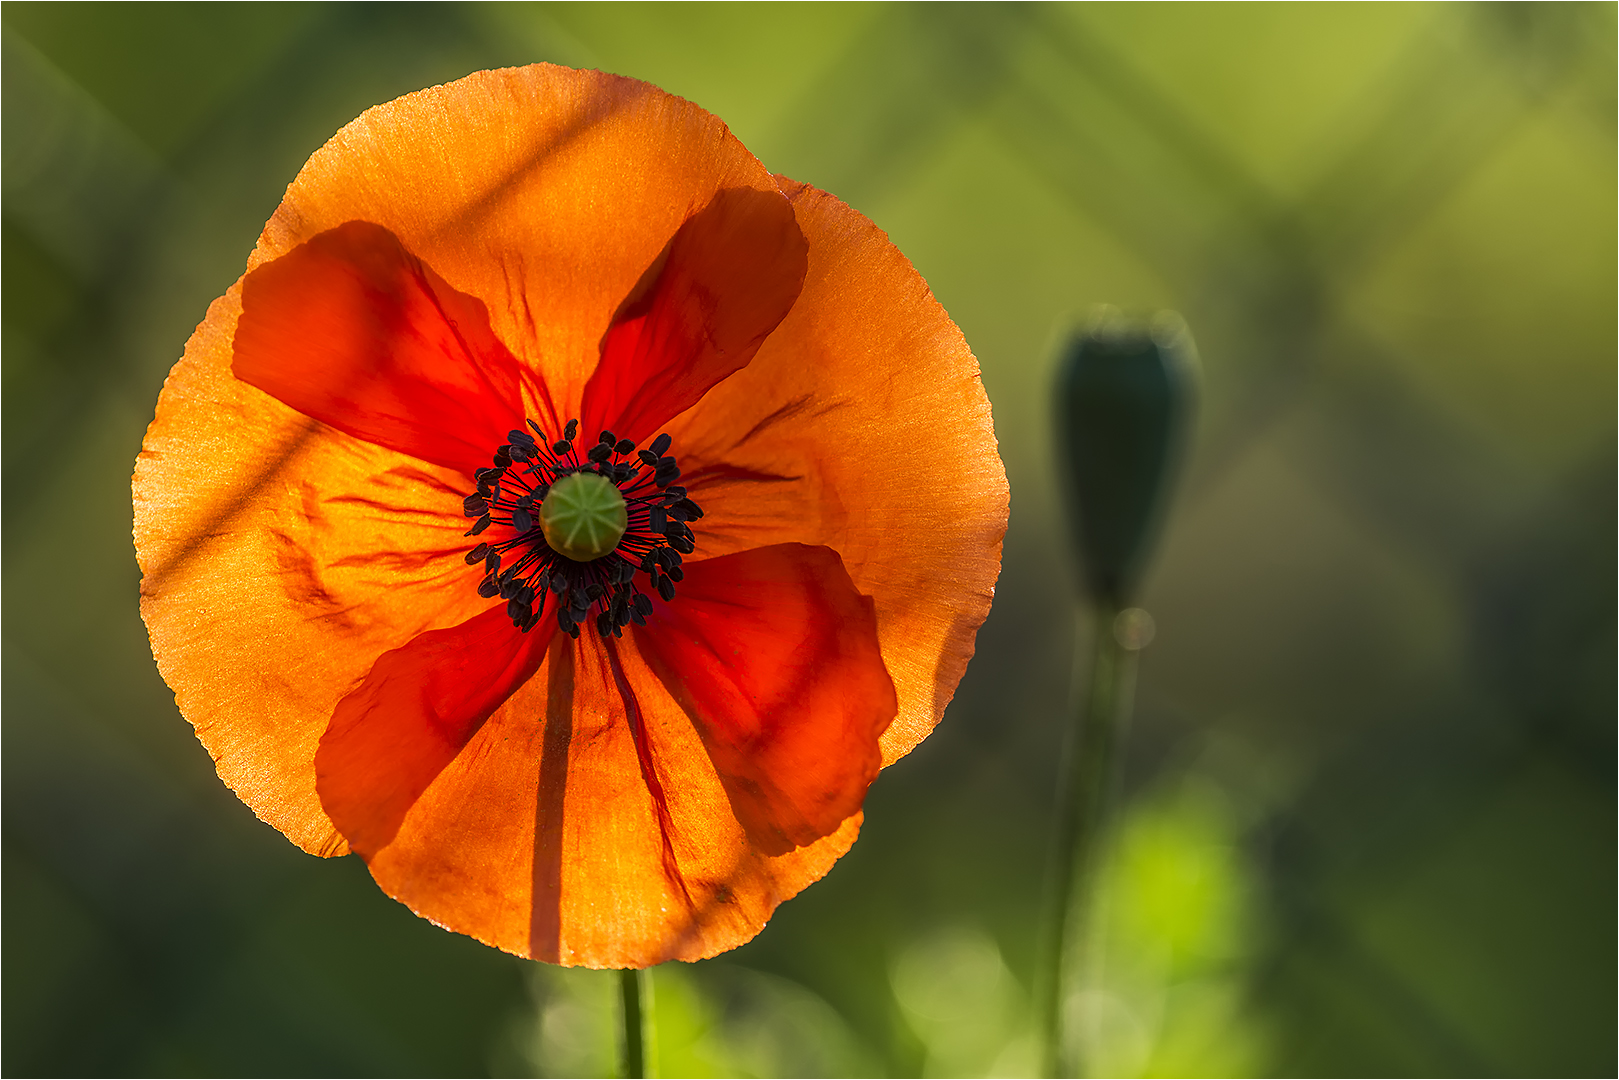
left=582, top=187, right=809, bottom=446
left=234, top=220, right=552, bottom=477
left=316, top=604, right=556, bottom=856
left=633, top=543, right=895, bottom=856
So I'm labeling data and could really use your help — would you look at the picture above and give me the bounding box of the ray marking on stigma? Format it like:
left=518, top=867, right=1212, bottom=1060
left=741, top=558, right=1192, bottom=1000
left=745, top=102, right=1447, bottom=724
left=461, top=418, right=704, bottom=639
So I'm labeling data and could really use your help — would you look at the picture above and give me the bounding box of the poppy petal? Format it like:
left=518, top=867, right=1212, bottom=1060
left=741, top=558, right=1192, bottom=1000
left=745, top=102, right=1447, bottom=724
left=135, top=288, right=496, bottom=856
left=580, top=186, right=808, bottom=445
left=361, top=630, right=861, bottom=966
left=633, top=544, right=894, bottom=855
left=664, top=180, right=1009, bottom=766
left=316, top=604, right=556, bottom=857
left=233, top=220, right=542, bottom=476
left=250, top=65, right=791, bottom=428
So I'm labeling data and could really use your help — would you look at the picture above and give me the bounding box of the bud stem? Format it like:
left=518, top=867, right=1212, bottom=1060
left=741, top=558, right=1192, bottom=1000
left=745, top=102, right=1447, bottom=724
left=1039, top=601, right=1142, bottom=1077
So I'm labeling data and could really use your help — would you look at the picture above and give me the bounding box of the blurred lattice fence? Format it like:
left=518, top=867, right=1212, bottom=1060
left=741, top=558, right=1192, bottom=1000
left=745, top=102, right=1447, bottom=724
left=5, top=4, right=1613, bottom=1075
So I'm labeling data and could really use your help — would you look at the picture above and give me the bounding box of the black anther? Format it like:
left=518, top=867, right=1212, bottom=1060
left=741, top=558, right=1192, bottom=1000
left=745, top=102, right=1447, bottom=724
left=466, top=417, right=702, bottom=636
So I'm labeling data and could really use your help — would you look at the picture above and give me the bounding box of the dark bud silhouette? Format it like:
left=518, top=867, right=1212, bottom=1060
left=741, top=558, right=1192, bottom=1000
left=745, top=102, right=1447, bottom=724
left=1054, top=309, right=1197, bottom=607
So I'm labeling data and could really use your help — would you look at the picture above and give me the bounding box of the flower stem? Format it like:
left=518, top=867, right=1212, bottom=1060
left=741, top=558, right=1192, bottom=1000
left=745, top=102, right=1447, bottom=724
left=618, top=967, right=650, bottom=1079
left=1038, top=602, right=1141, bottom=1077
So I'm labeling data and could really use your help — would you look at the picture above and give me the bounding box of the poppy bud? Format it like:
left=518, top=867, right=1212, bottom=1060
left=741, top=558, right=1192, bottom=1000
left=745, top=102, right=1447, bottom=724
left=1054, top=309, right=1197, bottom=606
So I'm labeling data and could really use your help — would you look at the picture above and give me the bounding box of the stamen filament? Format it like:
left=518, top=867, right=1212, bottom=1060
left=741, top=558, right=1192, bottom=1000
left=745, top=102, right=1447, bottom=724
left=461, top=418, right=703, bottom=638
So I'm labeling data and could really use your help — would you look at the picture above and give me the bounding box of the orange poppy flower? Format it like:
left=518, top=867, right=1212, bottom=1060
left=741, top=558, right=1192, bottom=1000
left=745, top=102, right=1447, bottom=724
left=133, top=65, right=1007, bottom=968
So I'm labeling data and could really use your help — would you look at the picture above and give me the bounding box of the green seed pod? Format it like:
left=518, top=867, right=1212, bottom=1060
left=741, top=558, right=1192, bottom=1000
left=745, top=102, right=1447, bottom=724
left=1054, top=309, right=1197, bottom=606
left=541, top=471, right=628, bottom=562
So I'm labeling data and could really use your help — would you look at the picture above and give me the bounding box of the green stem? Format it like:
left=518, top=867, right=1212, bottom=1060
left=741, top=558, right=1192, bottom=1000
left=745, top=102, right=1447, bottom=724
left=1038, top=602, right=1141, bottom=1077
left=618, top=967, right=650, bottom=1079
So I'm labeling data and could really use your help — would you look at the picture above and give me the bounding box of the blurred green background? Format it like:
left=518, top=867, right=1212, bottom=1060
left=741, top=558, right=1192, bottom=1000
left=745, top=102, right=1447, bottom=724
left=4, top=3, right=1613, bottom=1076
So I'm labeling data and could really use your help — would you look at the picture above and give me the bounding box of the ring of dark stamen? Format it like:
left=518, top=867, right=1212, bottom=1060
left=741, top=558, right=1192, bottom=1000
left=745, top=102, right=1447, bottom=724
left=461, top=417, right=703, bottom=638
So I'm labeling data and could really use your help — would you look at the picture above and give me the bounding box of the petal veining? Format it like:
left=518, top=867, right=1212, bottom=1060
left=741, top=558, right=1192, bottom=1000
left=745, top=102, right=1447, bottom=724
left=136, top=287, right=496, bottom=856
left=317, top=604, right=556, bottom=857
left=361, top=629, right=861, bottom=967
left=252, top=65, right=790, bottom=420
left=633, top=543, right=893, bottom=855
left=665, top=180, right=1009, bottom=766
left=234, top=220, right=543, bottom=477
left=580, top=186, right=808, bottom=445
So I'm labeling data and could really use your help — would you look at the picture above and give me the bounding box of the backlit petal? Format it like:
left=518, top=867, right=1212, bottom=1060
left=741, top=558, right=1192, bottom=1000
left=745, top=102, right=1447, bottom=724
left=633, top=544, right=893, bottom=855
left=234, top=220, right=541, bottom=475
left=317, top=605, right=556, bottom=858
left=252, top=65, right=787, bottom=424
left=363, top=631, right=859, bottom=966
left=135, top=289, right=494, bottom=855
left=666, top=180, right=1009, bottom=765
left=580, top=186, right=807, bottom=445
